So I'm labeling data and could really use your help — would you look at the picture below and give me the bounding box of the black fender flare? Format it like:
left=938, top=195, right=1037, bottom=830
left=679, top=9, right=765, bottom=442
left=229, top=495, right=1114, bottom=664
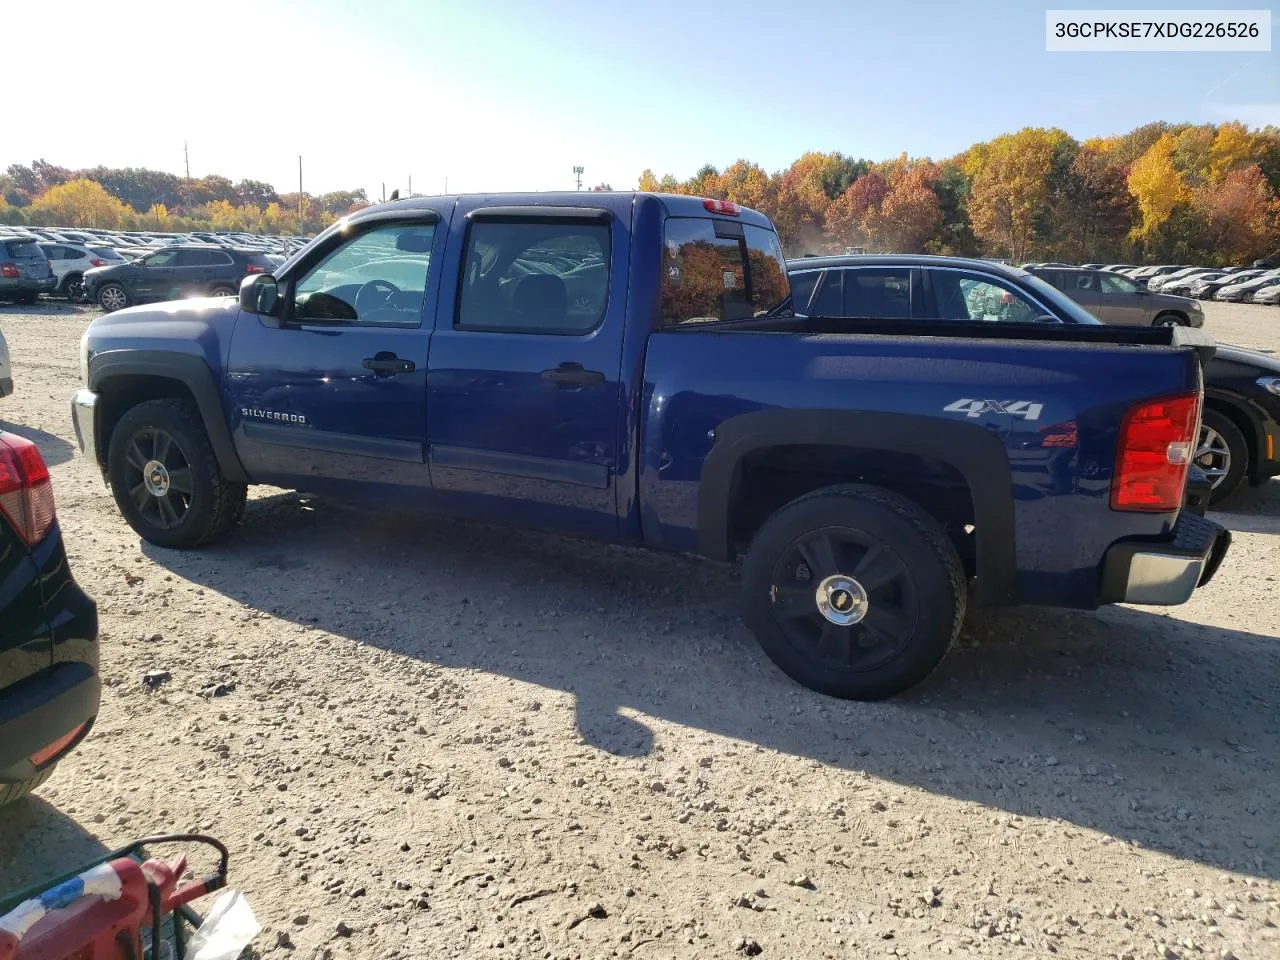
left=1203, top=388, right=1268, bottom=481
left=696, top=409, right=1018, bottom=605
left=89, top=350, right=249, bottom=484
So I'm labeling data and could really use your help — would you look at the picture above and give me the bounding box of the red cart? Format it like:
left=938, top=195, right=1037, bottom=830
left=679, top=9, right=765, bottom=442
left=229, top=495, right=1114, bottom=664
left=0, top=835, right=235, bottom=960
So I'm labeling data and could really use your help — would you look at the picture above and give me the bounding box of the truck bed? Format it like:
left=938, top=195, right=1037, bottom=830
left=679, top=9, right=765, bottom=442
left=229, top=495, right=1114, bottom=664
left=695, top=315, right=1218, bottom=364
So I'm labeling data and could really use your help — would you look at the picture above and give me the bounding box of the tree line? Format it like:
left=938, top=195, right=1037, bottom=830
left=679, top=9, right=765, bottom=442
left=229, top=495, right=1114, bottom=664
left=640, top=121, right=1280, bottom=265
left=0, top=160, right=369, bottom=235
left=3, top=121, right=1277, bottom=262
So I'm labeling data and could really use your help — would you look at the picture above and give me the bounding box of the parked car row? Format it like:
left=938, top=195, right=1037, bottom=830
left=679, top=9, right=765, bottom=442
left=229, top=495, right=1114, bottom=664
left=0, top=236, right=286, bottom=308
left=0, top=224, right=312, bottom=305
left=1024, top=260, right=1280, bottom=305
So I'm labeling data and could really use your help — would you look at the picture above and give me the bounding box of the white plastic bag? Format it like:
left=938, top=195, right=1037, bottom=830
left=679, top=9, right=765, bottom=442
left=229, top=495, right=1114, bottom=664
left=184, top=889, right=260, bottom=960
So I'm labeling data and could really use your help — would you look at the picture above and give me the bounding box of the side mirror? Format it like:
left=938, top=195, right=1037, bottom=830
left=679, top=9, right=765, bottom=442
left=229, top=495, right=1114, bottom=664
left=240, top=273, right=279, bottom=316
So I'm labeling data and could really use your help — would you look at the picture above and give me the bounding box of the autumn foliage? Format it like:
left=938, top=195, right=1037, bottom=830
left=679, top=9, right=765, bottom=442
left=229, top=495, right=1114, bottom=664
left=641, top=122, right=1280, bottom=264
left=0, top=160, right=369, bottom=235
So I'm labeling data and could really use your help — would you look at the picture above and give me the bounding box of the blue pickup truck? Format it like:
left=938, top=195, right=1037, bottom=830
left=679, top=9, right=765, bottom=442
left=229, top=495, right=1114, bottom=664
left=71, top=193, right=1230, bottom=699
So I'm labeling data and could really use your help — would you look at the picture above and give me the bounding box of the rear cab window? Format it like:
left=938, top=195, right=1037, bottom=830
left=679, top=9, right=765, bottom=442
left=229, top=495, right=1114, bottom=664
left=3, top=239, right=44, bottom=260
left=661, top=218, right=789, bottom=326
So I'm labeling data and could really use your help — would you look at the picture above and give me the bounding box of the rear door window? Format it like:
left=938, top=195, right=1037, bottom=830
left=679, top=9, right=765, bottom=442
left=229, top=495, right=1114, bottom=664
left=661, top=218, right=789, bottom=325
left=810, top=270, right=843, bottom=315
left=841, top=268, right=911, bottom=318
left=456, top=220, right=609, bottom=334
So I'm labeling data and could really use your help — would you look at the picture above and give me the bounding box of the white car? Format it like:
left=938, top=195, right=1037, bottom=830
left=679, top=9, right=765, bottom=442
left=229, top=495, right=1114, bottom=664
left=0, top=328, right=11, bottom=399
left=38, top=242, right=127, bottom=301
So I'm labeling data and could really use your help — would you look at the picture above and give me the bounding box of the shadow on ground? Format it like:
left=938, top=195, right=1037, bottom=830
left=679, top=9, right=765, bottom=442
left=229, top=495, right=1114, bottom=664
left=143, top=492, right=1279, bottom=881
left=1210, top=476, right=1280, bottom=535
left=0, top=797, right=108, bottom=898
left=0, top=419, right=77, bottom=468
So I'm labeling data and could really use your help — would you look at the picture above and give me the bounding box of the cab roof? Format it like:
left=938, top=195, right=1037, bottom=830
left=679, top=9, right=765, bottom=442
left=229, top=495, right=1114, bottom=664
left=347, top=192, right=777, bottom=232
left=787, top=253, right=1032, bottom=279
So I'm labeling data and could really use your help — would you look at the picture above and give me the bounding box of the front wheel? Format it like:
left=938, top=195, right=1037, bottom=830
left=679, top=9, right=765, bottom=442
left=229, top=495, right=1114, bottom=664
left=106, top=398, right=246, bottom=548
left=62, top=273, right=84, bottom=301
left=1155, top=312, right=1187, bottom=327
left=741, top=484, right=966, bottom=700
left=98, top=282, right=129, bottom=312
left=0, top=768, right=55, bottom=807
left=1197, top=409, right=1248, bottom=506
left=209, top=285, right=236, bottom=298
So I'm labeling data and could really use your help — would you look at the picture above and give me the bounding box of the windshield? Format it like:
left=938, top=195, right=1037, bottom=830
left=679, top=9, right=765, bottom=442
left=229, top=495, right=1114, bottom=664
left=1021, top=273, right=1104, bottom=325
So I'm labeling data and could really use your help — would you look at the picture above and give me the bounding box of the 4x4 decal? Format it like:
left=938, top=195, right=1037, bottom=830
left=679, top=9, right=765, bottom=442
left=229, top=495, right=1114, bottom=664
left=943, top=399, right=1044, bottom=421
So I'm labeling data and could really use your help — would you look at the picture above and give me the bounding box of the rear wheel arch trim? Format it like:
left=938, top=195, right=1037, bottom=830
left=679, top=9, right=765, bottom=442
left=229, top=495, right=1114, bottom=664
left=1203, top=392, right=1263, bottom=479
left=89, top=351, right=249, bottom=484
left=696, top=409, right=1018, bottom=605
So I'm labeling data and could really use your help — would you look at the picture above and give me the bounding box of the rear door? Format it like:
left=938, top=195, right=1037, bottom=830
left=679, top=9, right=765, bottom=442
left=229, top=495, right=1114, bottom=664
left=1058, top=270, right=1103, bottom=317
left=424, top=203, right=626, bottom=539
left=1096, top=271, right=1150, bottom=324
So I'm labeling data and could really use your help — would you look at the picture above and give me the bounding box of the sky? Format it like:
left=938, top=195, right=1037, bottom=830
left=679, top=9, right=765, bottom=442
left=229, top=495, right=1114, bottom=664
left=5, top=0, right=1276, bottom=199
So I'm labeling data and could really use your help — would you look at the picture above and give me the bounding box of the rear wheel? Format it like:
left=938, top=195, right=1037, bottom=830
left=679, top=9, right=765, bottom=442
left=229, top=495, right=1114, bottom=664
left=0, top=768, right=55, bottom=807
left=98, top=282, right=128, bottom=312
left=209, top=285, right=236, bottom=298
left=741, top=484, right=966, bottom=700
left=1197, top=409, right=1248, bottom=505
left=14, top=292, right=37, bottom=305
left=107, top=398, right=246, bottom=547
left=62, top=272, right=84, bottom=301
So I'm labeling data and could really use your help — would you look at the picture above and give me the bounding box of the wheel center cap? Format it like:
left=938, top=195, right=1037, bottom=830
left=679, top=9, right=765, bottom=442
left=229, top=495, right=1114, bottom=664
left=143, top=459, right=170, bottom=497
left=815, top=574, right=869, bottom=626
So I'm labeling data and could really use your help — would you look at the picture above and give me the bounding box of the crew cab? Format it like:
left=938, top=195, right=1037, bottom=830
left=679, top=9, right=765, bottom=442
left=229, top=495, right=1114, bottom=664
left=788, top=255, right=1280, bottom=505
left=0, top=431, right=99, bottom=805
left=70, top=194, right=1230, bottom=700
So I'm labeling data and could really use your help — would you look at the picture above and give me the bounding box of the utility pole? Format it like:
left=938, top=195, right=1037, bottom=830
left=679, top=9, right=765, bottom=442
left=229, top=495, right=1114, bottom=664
left=444, top=176, right=448, bottom=194
left=573, top=165, right=584, bottom=191
left=381, top=182, right=386, bottom=202
left=298, top=155, right=304, bottom=233
left=408, top=175, right=412, bottom=198
left=183, top=141, right=191, bottom=209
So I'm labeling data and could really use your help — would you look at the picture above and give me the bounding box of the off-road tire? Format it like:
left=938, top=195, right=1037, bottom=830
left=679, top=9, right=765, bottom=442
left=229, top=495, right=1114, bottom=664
left=107, top=398, right=246, bottom=548
left=742, top=483, right=966, bottom=700
left=0, top=768, right=55, bottom=807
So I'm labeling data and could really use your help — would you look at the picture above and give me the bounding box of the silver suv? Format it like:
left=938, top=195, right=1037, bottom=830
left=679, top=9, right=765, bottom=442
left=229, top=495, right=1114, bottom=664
left=1029, top=267, right=1204, bottom=327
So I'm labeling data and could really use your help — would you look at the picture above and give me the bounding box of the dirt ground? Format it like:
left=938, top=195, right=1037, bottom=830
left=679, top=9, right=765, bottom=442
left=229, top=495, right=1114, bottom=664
left=0, top=300, right=1277, bottom=960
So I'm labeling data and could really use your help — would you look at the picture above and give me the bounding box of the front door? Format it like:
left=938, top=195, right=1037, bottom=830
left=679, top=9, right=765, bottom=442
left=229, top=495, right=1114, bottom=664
left=425, top=203, right=626, bottom=540
left=225, top=218, right=444, bottom=499
left=1096, top=271, right=1149, bottom=324
left=129, top=249, right=182, bottom=301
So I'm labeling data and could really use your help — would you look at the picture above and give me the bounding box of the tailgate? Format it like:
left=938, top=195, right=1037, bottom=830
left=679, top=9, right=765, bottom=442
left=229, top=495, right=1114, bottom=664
left=2, top=239, right=51, bottom=279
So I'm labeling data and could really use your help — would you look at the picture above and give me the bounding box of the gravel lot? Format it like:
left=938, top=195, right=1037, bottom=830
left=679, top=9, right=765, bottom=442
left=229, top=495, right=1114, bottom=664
left=0, top=300, right=1277, bottom=960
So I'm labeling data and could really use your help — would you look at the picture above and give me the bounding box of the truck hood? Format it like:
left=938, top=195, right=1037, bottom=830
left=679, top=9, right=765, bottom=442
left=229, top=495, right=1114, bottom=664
left=1214, top=343, right=1280, bottom=374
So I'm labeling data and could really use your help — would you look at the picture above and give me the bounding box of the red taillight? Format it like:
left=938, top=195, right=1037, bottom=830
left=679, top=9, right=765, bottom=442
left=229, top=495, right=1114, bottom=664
left=29, top=721, right=89, bottom=767
left=1111, top=393, right=1200, bottom=512
left=245, top=263, right=266, bottom=274
left=0, top=262, right=19, bottom=278
left=0, top=433, right=56, bottom=547
left=90, top=258, right=107, bottom=267
left=702, top=198, right=741, bottom=216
